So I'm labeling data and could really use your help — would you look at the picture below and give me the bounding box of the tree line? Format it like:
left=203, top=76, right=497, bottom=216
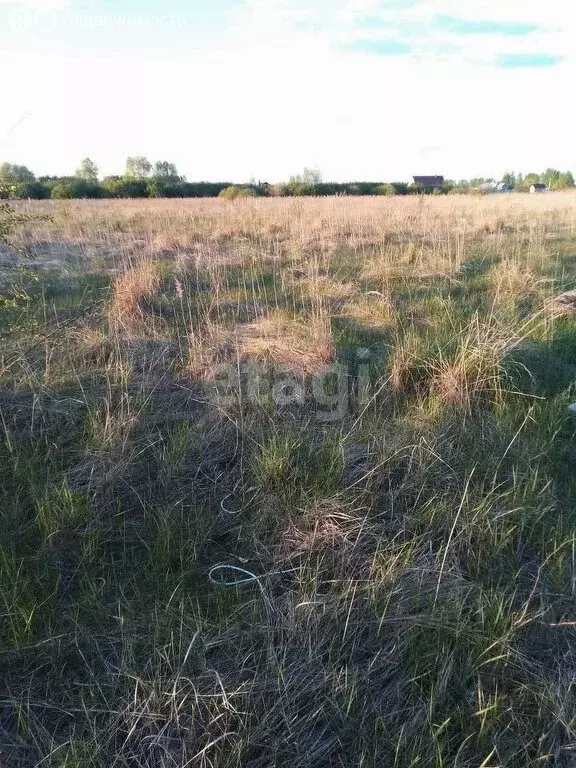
left=0, top=159, right=574, bottom=200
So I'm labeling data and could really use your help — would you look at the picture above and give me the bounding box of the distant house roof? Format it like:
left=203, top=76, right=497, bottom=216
left=413, top=176, right=444, bottom=187
left=530, top=183, right=547, bottom=191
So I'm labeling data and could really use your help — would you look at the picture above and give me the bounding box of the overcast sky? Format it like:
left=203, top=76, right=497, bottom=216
left=1, top=0, right=574, bottom=182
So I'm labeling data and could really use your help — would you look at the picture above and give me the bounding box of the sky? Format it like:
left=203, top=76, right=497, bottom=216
left=0, top=0, right=574, bottom=182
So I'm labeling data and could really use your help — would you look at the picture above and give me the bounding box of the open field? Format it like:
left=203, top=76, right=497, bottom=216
left=2, top=193, right=576, bottom=766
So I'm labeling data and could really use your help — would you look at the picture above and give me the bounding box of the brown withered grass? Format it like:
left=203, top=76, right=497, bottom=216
left=2, top=192, right=576, bottom=767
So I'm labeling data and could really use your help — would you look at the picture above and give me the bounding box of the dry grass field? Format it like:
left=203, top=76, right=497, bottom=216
left=2, top=193, right=576, bottom=766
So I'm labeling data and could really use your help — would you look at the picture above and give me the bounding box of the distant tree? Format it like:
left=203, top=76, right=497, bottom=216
left=502, top=172, right=516, bottom=187
left=148, top=161, right=182, bottom=197
left=524, top=173, right=540, bottom=186
left=287, top=168, right=318, bottom=196
left=286, top=167, right=323, bottom=196
left=153, top=161, right=180, bottom=181
left=102, top=176, right=150, bottom=198
left=301, top=167, right=322, bottom=184
left=0, top=162, right=35, bottom=184
left=543, top=169, right=575, bottom=190
left=391, top=182, right=410, bottom=195
left=76, top=157, right=99, bottom=182
left=50, top=180, right=102, bottom=199
left=542, top=169, right=560, bottom=188
left=15, top=181, right=49, bottom=200
left=287, top=179, right=313, bottom=196
left=125, top=156, right=152, bottom=179
left=50, top=184, right=70, bottom=200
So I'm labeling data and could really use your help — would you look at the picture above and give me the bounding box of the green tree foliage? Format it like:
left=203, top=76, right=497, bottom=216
left=76, top=157, right=99, bottom=182
left=376, top=182, right=409, bottom=196
left=287, top=167, right=323, bottom=196
left=125, top=156, right=152, bottom=178
left=542, top=168, right=575, bottom=190
left=153, top=161, right=180, bottom=181
left=50, top=180, right=102, bottom=199
left=148, top=162, right=183, bottom=197
left=101, top=177, right=150, bottom=198
left=513, top=173, right=537, bottom=192
left=14, top=181, right=49, bottom=200
left=0, top=162, right=35, bottom=185
left=558, top=171, right=575, bottom=189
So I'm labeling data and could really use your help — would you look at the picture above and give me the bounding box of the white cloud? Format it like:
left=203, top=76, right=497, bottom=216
left=243, top=0, right=574, bottom=65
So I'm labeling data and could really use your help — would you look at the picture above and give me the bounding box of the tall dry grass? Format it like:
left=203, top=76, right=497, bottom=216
left=1, top=193, right=576, bottom=767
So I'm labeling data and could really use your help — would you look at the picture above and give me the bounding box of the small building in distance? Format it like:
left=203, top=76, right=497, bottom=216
left=480, top=181, right=514, bottom=194
left=413, top=175, right=444, bottom=189
left=530, top=183, right=548, bottom=194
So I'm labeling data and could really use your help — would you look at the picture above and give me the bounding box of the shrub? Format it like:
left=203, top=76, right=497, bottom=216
left=218, top=186, right=257, bottom=200
left=389, top=182, right=410, bottom=196
left=50, top=180, right=102, bottom=199
left=237, top=187, right=257, bottom=198
left=376, top=184, right=397, bottom=196
left=268, top=183, right=288, bottom=197
left=218, top=186, right=240, bottom=200
left=287, top=180, right=316, bottom=196
left=15, top=181, right=50, bottom=200
left=50, top=183, right=71, bottom=200
left=101, top=177, right=149, bottom=198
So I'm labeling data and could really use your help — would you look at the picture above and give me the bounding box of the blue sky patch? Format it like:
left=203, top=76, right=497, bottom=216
left=433, top=16, right=540, bottom=36
left=496, top=53, right=565, bottom=68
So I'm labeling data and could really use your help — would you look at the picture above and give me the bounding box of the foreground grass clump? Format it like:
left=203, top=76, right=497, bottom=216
left=1, top=194, right=576, bottom=766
